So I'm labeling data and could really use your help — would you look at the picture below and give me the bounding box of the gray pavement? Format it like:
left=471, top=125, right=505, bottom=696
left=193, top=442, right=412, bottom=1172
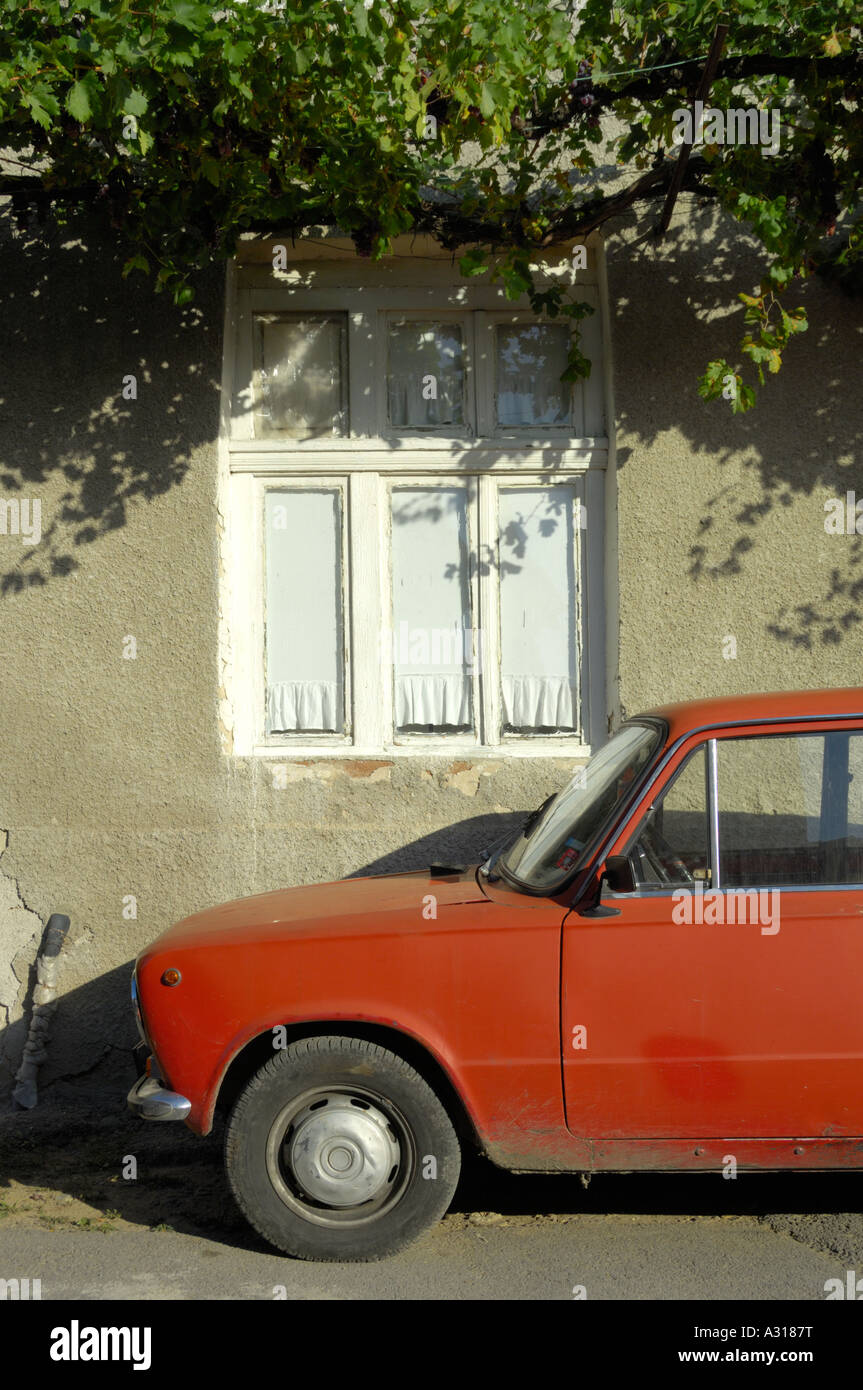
left=0, top=1211, right=855, bottom=1300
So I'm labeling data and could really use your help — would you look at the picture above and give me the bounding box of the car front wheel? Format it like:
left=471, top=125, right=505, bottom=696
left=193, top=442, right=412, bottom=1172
left=224, top=1035, right=461, bottom=1261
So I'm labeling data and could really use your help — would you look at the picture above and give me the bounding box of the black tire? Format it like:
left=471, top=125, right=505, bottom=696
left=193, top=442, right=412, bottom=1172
left=224, top=1035, right=461, bottom=1261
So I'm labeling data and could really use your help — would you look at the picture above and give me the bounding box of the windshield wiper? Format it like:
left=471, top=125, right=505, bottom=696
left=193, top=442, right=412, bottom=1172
left=479, top=794, right=555, bottom=882
left=478, top=829, right=509, bottom=880
left=522, top=793, right=555, bottom=840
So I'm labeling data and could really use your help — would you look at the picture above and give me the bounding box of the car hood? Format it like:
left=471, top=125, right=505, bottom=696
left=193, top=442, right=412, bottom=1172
left=144, top=868, right=487, bottom=953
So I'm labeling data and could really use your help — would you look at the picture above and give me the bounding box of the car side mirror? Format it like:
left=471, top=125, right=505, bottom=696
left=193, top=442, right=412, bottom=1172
left=603, top=855, right=636, bottom=894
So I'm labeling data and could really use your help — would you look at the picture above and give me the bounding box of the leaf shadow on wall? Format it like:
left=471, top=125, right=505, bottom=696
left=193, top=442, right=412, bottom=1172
left=610, top=202, right=863, bottom=651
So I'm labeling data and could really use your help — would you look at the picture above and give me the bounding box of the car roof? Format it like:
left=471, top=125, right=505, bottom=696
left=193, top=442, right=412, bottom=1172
left=634, top=687, right=863, bottom=742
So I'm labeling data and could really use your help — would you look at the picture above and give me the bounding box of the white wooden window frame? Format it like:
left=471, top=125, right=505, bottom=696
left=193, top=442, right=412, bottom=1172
left=230, top=467, right=603, bottom=757
left=229, top=285, right=607, bottom=451
left=222, top=248, right=608, bottom=758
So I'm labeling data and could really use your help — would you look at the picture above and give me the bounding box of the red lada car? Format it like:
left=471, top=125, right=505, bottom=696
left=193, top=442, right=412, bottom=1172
left=128, top=688, right=863, bottom=1260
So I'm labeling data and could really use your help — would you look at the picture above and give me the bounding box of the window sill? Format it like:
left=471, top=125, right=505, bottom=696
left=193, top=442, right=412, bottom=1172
left=228, top=437, right=609, bottom=454
left=249, top=741, right=592, bottom=760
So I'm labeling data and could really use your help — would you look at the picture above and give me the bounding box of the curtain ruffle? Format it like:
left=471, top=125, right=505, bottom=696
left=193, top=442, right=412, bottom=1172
left=502, top=674, right=577, bottom=729
left=267, top=680, right=341, bottom=733
left=395, top=673, right=471, bottom=728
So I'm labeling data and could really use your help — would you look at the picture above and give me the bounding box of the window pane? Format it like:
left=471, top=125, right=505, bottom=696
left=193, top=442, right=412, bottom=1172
left=717, top=735, right=824, bottom=886
left=391, top=487, right=473, bottom=734
left=265, top=489, right=344, bottom=733
left=253, top=314, right=347, bottom=439
left=631, top=747, right=709, bottom=887
left=387, top=322, right=465, bottom=428
left=496, top=324, right=571, bottom=427
left=499, top=486, right=578, bottom=733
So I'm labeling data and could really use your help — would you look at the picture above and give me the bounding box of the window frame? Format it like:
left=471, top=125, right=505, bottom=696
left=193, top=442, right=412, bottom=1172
left=221, top=241, right=609, bottom=758
left=477, top=309, right=584, bottom=439
left=229, top=284, right=607, bottom=451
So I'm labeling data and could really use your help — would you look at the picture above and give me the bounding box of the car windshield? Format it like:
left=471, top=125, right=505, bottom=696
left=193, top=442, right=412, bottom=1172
left=496, top=722, right=664, bottom=893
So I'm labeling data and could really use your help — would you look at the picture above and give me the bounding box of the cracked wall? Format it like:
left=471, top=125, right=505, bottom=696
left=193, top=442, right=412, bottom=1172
left=0, top=831, right=45, bottom=1092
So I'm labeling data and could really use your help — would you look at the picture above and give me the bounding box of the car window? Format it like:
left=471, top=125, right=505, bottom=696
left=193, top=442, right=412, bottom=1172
left=629, top=745, right=709, bottom=888
left=717, top=731, right=863, bottom=887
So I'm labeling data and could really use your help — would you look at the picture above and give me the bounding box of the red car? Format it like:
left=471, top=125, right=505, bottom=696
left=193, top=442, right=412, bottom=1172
left=128, top=687, right=863, bottom=1260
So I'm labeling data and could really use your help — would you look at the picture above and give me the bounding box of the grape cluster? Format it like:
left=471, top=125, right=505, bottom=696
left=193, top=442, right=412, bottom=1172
left=568, top=59, right=600, bottom=128
left=569, top=59, right=596, bottom=111
left=416, top=69, right=451, bottom=129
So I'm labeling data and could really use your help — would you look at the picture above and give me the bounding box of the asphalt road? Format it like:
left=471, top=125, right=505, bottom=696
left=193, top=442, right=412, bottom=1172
left=1, top=1206, right=859, bottom=1301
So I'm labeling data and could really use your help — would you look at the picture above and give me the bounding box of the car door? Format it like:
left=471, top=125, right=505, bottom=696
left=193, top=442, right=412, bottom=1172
left=562, top=720, right=863, bottom=1141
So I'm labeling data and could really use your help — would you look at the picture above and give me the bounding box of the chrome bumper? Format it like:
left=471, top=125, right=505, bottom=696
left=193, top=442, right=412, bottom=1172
left=127, top=1069, right=192, bottom=1122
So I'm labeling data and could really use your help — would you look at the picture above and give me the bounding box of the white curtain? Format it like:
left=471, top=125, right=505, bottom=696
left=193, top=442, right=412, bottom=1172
left=395, top=673, right=471, bottom=728
left=265, top=489, right=343, bottom=734
left=387, top=375, right=462, bottom=427
left=502, top=675, right=578, bottom=730
left=496, top=324, right=570, bottom=426
left=499, top=485, right=579, bottom=732
left=391, top=486, right=473, bottom=730
left=268, top=680, right=341, bottom=733
left=387, top=323, right=464, bottom=428
left=497, top=373, right=568, bottom=426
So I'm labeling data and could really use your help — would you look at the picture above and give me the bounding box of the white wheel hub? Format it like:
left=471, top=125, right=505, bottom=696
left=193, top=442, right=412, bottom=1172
left=286, top=1095, right=400, bottom=1207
